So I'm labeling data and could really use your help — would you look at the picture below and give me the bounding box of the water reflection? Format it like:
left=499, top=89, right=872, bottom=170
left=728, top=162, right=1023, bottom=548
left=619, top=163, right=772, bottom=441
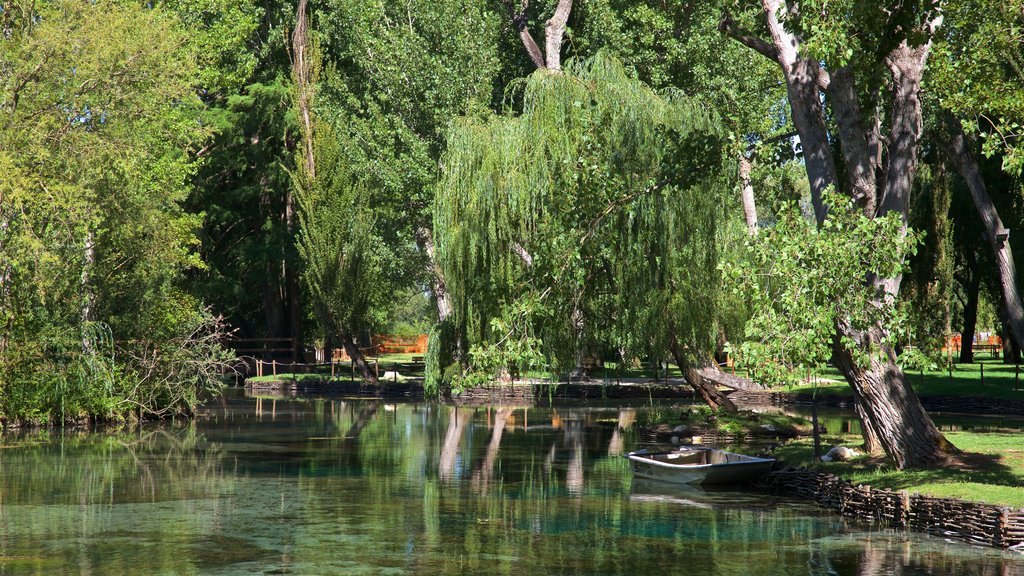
left=0, top=397, right=1018, bottom=575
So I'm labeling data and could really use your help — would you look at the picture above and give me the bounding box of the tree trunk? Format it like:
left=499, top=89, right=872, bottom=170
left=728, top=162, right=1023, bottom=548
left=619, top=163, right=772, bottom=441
left=1000, top=300, right=1022, bottom=364
left=829, top=66, right=877, bottom=215
left=292, top=0, right=315, bottom=181
left=285, top=183, right=303, bottom=363
left=850, top=386, right=882, bottom=454
left=261, top=260, right=286, bottom=343
left=543, top=0, right=572, bottom=71
left=760, top=0, right=836, bottom=223
left=340, top=331, right=378, bottom=385
left=832, top=321, right=956, bottom=468
left=502, top=0, right=572, bottom=72
left=668, top=333, right=736, bottom=412
left=739, top=155, right=758, bottom=235
left=960, top=270, right=981, bottom=364
left=414, top=226, right=452, bottom=321
left=728, top=3, right=951, bottom=466
left=944, top=125, right=1024, bottom=354
left=80, top=228, right=95, bottom=353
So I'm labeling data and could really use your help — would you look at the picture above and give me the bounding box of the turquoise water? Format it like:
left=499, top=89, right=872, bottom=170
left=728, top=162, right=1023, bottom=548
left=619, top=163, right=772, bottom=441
left=0, top=395, right=1021, bottom=575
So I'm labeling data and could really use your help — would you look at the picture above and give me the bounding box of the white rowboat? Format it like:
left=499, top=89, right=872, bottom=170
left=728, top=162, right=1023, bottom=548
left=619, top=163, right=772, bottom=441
left=627, top=447, right=774, bottom=485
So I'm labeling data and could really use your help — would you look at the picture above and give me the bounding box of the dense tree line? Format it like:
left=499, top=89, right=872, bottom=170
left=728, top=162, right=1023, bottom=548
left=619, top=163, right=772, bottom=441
left=3, top=0, right=1024, bottom=467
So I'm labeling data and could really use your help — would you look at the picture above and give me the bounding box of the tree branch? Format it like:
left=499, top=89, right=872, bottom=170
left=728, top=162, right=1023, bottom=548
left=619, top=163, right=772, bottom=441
left=717, top=12, right=779, bottom=63
left=499, top=0, right=546, bottom=69
left=718, top=10, right=830, bottom=90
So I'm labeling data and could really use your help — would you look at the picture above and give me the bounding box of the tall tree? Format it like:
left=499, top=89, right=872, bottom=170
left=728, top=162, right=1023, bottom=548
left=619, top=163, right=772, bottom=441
left=180, top=0, right=307, bottom=351
left=435, top=53, right=734, bottom=408
left=313, top=0, right=505, bottom=388
left=291, top=0, right=385, bottom=383
left=721, top=0, right=956, bottom=467
left=0, top=0, right=229, bottom=420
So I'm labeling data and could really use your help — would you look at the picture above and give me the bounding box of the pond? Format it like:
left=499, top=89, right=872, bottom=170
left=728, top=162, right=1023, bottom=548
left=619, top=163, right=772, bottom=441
left=0, top=393, right=1021, bottom=575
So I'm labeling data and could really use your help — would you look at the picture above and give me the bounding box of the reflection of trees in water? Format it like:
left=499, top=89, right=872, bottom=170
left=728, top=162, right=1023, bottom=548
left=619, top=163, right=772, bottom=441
left=440, top=406, right=470, bottom=482
left=0, top=424, right=225, bottom=505
left=564, top=418, right=585, bottom=494
left=343, top=401, right=380, bottom=441
left=471, top=408, right=513, bottom=491
left=0, top=424, right=231, bottom=573
left=209, top=401, right=1024, bottom=576
left=608, top=409, right=636, bottom=456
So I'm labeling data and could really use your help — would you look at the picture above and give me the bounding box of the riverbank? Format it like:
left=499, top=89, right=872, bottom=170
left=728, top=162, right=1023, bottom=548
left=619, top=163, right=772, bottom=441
left=771, top=427, right=1024, bottom=508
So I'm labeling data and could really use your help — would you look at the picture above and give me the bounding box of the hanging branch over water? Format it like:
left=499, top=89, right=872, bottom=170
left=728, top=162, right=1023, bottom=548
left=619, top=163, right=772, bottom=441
left=435, top=53, right=734, bottom=405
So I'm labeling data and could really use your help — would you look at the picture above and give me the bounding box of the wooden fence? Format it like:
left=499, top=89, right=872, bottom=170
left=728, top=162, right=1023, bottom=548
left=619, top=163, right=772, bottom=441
left=764, top=468, right=1024, bottom=552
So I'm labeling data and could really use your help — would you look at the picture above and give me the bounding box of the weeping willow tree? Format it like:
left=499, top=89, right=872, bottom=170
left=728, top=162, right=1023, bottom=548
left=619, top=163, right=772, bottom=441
left=433, top=53, right=734, bottom=406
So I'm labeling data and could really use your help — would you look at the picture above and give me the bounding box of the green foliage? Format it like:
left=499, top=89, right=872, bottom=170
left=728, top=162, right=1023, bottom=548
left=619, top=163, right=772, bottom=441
left=188, top=77, right=300, bottom=338
left=930, top=0, right=1024, bottom=175
left=0, top=0, right=229, bottom=422
left=902, top=164, right=955, bottom=362
left=725, top=192, right=923, bottom=386
left=294, top=120, right=395, bottom=344
left=435, top=53, right=730, bottom=387
left=315, top=0, right=505, bottom=277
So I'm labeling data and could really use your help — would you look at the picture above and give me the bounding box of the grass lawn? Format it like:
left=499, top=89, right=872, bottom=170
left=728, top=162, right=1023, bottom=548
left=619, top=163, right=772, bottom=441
left=774, top=427, right=1024, bottom=507
left=762, top=358, right=1024, bottom=400
left=247, top=352, right=427, bottom=383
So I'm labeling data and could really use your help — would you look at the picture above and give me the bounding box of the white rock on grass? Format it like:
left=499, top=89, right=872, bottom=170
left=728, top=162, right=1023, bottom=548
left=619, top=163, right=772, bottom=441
left=820, top=446, right=861, bottom=462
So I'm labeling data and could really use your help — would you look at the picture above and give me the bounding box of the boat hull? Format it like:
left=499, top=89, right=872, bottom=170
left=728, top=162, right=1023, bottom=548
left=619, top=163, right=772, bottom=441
left=627, top=448, right=774, bottom=485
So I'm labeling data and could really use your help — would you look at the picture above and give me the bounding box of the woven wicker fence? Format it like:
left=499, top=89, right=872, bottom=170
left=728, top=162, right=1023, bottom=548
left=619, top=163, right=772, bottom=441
left=765, top=468, right=1024, bottom=552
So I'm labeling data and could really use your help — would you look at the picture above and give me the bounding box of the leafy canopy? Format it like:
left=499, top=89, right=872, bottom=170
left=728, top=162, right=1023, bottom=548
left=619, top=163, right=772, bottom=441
left=725, top=192, right=923, bottom=386
left=435, top=52, right=729, bottom=387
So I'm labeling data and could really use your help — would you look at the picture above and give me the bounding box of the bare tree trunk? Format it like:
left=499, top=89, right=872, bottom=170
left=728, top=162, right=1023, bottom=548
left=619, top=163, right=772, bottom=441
left=830, top=66, right=877, bottom=215
left=285, top=185, right=303, bottom=363
left=832, top=321, right=955, bottom=468
left=502, top=0, right=572, bottom=72
left=292, top=0, right=315, bottom=181
left=668, top=333, right=736, bottom=412
left=850, top=384, right=882, bottom=454
left=80, top=228, right=95, bottom=353
left=414, top=226, right=452, bottom=323
left=739, top=155, right=758, bottom=235
left=544, top=0, right=572, bottom=71
left=761, top=0, right=836, bottom=223
left=960, top=268, right=981, bottom=364
left=1002, top=301, right=1023, bottom=364
left=501, top=1, right=546, bottom=68
left=340, top=331, right=378, bottom=385
left=944, top=125, right=1024, bottom=354
left=287, top=0, right=315, bottom=363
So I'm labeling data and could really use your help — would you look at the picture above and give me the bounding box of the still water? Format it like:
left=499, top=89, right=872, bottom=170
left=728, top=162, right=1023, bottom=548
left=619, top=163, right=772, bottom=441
left=0, top=394, right=1021, bottom=575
